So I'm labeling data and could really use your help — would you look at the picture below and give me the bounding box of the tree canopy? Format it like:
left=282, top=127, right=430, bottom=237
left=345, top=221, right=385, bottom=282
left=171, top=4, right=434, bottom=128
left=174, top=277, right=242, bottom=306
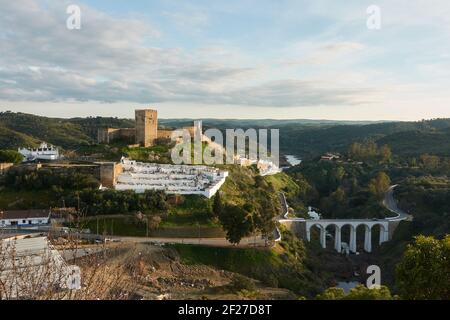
left=0, top=149, right=23, bottom=164
left=396, top=235, right=450, bottom=300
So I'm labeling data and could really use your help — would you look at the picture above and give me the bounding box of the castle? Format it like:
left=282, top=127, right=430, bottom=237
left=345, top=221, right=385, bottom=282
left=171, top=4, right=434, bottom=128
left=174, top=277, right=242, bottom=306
left=97, top=109, right=195, bottom=147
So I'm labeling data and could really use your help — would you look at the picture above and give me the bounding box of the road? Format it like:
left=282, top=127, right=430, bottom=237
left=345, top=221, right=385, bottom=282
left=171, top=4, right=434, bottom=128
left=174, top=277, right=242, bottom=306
left=1, top=227, right=268, bottom=248
left=107, top=235, right=266, bottom=247
left=383, top=185, right=412, bottom=221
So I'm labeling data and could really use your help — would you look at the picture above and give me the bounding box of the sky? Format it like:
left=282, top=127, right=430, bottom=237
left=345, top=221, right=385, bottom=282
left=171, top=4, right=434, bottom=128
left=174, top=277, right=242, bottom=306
left=1, top=0, right=450, bottom=120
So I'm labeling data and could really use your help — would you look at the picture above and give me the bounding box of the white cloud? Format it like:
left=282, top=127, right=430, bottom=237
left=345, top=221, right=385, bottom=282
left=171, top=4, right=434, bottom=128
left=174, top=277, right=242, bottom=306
left=0, top=0, right=377, bottom=109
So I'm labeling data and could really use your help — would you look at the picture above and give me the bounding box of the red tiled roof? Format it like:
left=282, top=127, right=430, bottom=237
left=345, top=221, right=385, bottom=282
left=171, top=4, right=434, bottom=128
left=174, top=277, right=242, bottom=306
left=0, top=210, right=50, bottom=220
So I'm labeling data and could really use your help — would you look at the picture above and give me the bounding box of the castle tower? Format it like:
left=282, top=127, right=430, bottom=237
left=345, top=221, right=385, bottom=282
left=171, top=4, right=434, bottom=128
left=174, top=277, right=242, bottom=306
left=135, top=109, right=158, bottom=147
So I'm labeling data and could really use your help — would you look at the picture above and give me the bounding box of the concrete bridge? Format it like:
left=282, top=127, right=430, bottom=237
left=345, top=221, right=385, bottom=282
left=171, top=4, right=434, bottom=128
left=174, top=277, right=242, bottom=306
left=278, top=186, right=411, bottom=253
left=305, top=219, right=389, bottom=253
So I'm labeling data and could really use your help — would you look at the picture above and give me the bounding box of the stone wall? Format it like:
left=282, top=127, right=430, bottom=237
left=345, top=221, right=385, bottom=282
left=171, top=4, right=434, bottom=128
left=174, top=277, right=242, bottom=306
left=97, top=128, right=135, bottom=144
left=98, top=162, right=123, bottom=188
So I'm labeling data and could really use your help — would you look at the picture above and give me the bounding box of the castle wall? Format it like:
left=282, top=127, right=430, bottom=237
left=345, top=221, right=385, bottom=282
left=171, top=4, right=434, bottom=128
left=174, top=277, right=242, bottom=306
left=97, top=128, right=135, bottom=144
left=157, top=129, right=174, bottom=140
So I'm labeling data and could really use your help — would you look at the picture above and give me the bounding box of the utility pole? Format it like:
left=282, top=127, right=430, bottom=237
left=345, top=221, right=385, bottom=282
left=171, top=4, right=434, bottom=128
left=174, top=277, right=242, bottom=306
left=96, top=217, right=99, bottom=235
left=76, top=193, right=80, bottom=215
left=197, top=221, right=200, bottom=244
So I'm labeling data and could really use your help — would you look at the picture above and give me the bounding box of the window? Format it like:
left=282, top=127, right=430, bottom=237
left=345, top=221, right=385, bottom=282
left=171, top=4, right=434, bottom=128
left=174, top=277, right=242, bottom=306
left=22, top=219, right=26, bottom=223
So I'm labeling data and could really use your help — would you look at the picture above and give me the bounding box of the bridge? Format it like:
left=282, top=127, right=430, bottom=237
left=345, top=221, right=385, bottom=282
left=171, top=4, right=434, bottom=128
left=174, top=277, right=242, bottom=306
left=278, top=186, right=411, bottom=253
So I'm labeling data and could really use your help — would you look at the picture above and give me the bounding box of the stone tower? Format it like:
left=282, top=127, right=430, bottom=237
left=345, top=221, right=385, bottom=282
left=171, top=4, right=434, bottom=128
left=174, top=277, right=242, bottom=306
left=135, top=109, right=158, bottom=147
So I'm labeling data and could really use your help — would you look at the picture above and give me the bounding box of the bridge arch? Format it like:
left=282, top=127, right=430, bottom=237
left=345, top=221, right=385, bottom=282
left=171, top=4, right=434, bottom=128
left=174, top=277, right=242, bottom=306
left=304, top=220, right=389, bottom=253
left=306, top=223, right=326, bottom=248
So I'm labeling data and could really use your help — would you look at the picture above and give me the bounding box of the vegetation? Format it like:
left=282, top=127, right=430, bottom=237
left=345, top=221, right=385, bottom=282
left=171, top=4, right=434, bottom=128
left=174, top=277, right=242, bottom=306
left=368, top=172, right=391, bottom=199
left=214, top=166, right=299, bottom=244
left=396, top=235, right=450, bottom=300
left=0, top=150, right=23, bottom=164
left=316, top=285, right=395, bottom=300
left=170, top=229, right=331, bottom=297
left=287, top=158, right=393, bottom=219
left=2, top=111, right=450, bottom=300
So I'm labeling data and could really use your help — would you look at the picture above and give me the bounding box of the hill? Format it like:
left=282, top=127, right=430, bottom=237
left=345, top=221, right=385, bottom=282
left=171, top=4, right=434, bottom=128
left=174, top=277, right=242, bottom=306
left=0, top=125, right=40, bottom=149
left=0, top=111, right=134, bottom=149
left=2, top=111, right=450, bottom=159
left=279, top=119, right=450, bottom=159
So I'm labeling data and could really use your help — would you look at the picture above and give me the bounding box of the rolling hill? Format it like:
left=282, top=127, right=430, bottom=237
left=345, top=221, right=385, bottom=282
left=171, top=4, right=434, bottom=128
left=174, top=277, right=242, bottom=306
left=1, top=111, right=450, bottom=159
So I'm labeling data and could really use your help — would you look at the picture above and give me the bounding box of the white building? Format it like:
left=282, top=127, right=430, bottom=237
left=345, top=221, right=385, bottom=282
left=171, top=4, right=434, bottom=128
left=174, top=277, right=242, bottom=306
left=257, top=159, right=281, bottom=176
left=307, top=206, right=321, bottom=220
left=235, top=156, right=281, bottom=176
left=115, top=157, right=228, bottom=198
left=18, top=142, right=60, bottom=161
left=0, top=210, right=50, bottom=227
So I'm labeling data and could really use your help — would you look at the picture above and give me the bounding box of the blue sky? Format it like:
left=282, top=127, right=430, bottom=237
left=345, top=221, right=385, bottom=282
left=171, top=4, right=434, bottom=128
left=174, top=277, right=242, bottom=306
left=1, top=0, right=450, bottom=120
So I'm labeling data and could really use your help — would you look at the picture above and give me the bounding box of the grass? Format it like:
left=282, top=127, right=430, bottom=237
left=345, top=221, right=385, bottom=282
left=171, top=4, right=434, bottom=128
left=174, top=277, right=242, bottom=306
left=123, top=144, right=172, bottom=163
left=170, top=244, right=282, bottom=275
left=82, top=216, right=147, bottom=237
left=166, top=195, right=215, bottom=227
left=169, top=239, right=326, bottom=297
left=81, top=216, right=224, bottom=237
left=263, top=172, right=300, bottom=198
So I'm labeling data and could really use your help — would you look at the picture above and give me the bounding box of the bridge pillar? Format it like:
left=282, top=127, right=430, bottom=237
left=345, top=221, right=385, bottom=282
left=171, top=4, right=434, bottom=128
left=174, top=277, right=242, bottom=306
left=306, top=227, right=311, bottom=242
left=364, top=226, right=372, bottom=253
left=379, top=227, right=389, bottom=245
left=334, top=225, right=341, bottom=252
left=319, top=226, right=326, bottom=249
left=349, top=225, right=357, bottom=253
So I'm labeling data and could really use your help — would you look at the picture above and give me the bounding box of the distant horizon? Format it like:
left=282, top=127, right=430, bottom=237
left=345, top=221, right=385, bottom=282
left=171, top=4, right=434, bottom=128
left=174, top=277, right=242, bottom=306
left=2, top=107, right=445, bottom=123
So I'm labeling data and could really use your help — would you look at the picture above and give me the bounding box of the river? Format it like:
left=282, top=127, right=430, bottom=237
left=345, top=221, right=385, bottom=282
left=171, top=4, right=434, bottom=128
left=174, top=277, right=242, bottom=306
left=336, top=281, right=360, bottom=293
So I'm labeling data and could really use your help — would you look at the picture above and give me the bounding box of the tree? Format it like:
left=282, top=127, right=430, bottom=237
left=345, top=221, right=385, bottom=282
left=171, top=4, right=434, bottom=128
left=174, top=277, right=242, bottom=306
left=345, top=285, right=394, bottom=300
left=379, top=145, right=392, bottom=163
left=420, top=154, right=440, bottom=171
left=368, top=172, right=391, bottom=198
left=254, top=196, right=277, bottom=244
left=218, top=205, right=253, bottom=245
left=212, top=191, right=223, bottom=217
left=148, top=215, right=162, bottom=230
left=316, top=287, right=346, bottom=300
left=316, top=285, right=394, bottom=300
left=396, top=235, right=450, bottom=300
left=0, top=150, right=23, bottom=164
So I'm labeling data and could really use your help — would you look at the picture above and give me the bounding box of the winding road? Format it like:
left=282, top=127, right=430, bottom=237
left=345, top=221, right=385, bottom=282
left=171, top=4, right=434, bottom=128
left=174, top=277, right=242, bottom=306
left=383, top=185, right=412, bottom=221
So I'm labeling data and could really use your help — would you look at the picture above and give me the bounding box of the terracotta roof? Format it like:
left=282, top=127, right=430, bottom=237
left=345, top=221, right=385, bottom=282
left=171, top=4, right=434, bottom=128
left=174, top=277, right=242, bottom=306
left=0, top=210, right=50, bottom=220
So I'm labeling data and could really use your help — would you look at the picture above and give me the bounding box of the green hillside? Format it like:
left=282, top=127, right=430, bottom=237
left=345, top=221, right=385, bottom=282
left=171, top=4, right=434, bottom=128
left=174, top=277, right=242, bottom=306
left=0, top=112, right=92, bottom=148
left=0, top=111, right=134, bottom=149
left=0, top=125, right=40, bottom=149
left=2, top=111, right=450, bottom=160
left=279, top=119, right=450, bottom=159
left=377, top=129, right=450, bottom=156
